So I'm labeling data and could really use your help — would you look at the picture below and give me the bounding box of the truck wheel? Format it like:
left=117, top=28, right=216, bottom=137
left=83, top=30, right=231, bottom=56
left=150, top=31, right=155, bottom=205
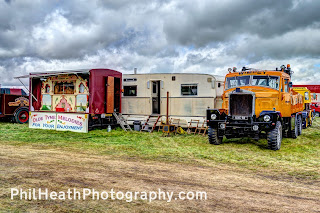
left=267, top=121, right=282, bottom=150
left=14, top=108, right=29, bottom=124
left=208, top=127, right=222, bottom=145
left=291, top=117, right=298, bottom=139
left=297, top=116, right=302, bottom=136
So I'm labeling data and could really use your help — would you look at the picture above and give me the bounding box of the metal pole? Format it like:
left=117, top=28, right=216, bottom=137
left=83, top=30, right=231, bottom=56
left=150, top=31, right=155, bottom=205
left=166, top=91, right=169, bottom=124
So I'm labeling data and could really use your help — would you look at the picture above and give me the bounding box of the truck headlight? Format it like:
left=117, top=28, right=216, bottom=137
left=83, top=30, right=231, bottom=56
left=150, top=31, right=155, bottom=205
left=211, top=114, right=217, bottom=120
left=263, top=115, right=271, bottom=122
left=220, top=123, right=226, bottom=129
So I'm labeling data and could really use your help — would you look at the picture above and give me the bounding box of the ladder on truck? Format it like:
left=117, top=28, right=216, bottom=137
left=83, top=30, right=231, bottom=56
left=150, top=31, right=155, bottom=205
left=141, top=115, right=161, bottom=132
left=113, top=113, right=132, bottom=132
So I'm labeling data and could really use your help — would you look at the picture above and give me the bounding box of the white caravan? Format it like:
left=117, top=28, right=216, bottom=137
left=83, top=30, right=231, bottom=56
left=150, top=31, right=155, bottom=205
left=121, top=73, right=224, bottom=127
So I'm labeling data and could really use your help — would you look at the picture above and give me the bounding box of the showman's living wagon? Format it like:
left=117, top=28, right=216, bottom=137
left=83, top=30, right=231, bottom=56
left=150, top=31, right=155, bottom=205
left=0, top=88, right=29, bottom=123
left=16, top=69, right=122, bottom=132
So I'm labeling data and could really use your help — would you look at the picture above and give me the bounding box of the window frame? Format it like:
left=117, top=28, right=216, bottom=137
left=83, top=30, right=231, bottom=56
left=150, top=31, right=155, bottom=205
left=181, top=84, right=198, bottom=96
left=123, top=85, right=137, bottom=96
left=226, top=75, right=280, bottom=91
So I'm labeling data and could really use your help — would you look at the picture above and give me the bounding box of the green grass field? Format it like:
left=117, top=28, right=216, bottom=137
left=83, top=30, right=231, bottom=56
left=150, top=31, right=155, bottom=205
left=0, top=118, right=319, bottom=180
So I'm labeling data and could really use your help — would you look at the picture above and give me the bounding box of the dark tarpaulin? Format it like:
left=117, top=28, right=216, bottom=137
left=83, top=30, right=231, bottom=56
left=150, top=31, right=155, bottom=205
left=89, top=69, right=122, bottom=114
left=31, top=78, right=42, bottom=110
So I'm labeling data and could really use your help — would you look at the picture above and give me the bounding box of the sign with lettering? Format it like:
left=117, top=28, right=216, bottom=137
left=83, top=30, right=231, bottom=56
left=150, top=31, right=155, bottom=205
left=56, top=113, right=88, bottom=133
left=29, top=112, right=88, bottom=133
left=29, top=112, right=56, bottom=130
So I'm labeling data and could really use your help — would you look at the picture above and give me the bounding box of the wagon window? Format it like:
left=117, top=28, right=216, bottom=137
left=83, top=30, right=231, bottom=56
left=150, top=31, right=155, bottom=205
left=54, top=82, right=75, bottom=94
left=124, top=86, right=137, bottom=96
left=79, top=83, right=85, bottom=93
left=45, top=84, right=50, bottom=93
left=181, top=84, right=197, bottom=96
left=152, top=82, right=157, bottom=93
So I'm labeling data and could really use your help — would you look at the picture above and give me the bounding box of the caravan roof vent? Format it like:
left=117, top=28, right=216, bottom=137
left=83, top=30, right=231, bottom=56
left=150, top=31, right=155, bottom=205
left=124, top=78, right=137, bottom=82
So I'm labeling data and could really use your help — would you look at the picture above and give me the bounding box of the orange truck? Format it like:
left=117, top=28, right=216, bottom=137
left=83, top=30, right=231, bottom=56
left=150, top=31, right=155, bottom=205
left=206, top=65, right=304, bottom=150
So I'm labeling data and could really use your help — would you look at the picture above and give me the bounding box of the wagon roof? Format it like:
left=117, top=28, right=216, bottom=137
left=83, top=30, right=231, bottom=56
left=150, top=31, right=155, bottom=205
left=124, top=72, right=224, bottom=81
left=14, top=69, right=91, bottom=79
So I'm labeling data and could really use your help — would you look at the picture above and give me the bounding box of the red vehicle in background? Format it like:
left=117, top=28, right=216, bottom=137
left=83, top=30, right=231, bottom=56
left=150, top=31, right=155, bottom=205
left=0, top=88, right=29, bottom=123
left=311, top=102, right=320, bottom=117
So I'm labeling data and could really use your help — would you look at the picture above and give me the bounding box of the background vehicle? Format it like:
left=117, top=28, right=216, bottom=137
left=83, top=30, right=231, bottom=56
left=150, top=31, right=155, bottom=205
left=0, top=88, right=29, bottom=123
left=311, top=102, right=320, bottom=117
left=292, top=87, right=314, bottom=128
left=207, top=65, right=304, bottom=150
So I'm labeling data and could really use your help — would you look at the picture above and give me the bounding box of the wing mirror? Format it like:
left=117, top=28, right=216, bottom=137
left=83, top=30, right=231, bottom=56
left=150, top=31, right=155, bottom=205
left=288, top=82, right=293, bottom=88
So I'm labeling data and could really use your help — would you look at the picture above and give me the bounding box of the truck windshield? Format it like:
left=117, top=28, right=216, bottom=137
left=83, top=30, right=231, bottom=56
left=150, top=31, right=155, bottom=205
left=252, top=76, right=279, bottom=90
left=226, top=76, right=250, bottom=89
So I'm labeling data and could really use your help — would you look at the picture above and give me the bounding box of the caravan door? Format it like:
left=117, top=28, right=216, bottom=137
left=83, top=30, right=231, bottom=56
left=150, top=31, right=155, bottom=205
left=151, top=81, right=160, bottom=114
left=106, top=76, right=114, bottom=113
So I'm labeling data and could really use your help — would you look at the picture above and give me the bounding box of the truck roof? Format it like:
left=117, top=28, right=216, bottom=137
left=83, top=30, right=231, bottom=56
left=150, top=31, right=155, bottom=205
left=225, top=70, right=291, bottom=78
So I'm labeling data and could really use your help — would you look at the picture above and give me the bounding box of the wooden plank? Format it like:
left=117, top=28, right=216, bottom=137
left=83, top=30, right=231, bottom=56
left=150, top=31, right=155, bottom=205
left=106, top=76, right=114, bottom=113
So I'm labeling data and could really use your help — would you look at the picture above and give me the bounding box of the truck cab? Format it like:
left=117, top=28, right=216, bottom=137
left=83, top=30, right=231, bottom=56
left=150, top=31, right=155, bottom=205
left=207, top=65, right=304, bottom=150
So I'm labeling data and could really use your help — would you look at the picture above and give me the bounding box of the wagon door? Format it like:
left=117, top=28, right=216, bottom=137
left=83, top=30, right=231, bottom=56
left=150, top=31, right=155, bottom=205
left=106, top=76, right=114, bottom=113
left=151, top=81, right=160, bottom=114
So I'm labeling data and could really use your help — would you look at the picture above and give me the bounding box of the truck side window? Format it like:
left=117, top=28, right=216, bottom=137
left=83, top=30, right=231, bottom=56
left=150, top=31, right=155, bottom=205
left=284, top=79, right=289, bottom=93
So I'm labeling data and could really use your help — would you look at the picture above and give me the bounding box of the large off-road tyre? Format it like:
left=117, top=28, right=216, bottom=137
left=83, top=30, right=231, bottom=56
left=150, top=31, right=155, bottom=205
left=267, top=121, right=282, bottom=151
left=208, top=127, right=222, bottom=145
left=297, top=116, right=302, bottom=136
left=302, top=116, right=307, bottom=129
left=14, top=108, right=29, bottom=124
left=291, top=116, right=298, bottom=139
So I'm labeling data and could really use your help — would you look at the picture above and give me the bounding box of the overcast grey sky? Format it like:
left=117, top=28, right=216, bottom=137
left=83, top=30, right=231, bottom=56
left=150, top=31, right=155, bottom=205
left=0, top=0, right=319, bottom=86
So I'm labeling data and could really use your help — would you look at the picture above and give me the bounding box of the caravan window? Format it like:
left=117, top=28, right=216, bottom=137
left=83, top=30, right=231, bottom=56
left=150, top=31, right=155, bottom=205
left=124, top=86, right=137, bottom=96
left=181, top=84, right=197, bottom=96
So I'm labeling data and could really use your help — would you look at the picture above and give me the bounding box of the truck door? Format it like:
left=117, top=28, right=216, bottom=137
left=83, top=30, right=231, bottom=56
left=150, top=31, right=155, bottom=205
left=106, top=76, right=114, bottom=113
left=281, top=78, right=291, bottom=117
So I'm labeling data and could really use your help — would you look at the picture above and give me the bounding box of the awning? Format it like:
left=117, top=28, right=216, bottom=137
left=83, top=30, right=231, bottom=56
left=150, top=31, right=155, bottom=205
left=14, top=69, right=91, bottom=79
